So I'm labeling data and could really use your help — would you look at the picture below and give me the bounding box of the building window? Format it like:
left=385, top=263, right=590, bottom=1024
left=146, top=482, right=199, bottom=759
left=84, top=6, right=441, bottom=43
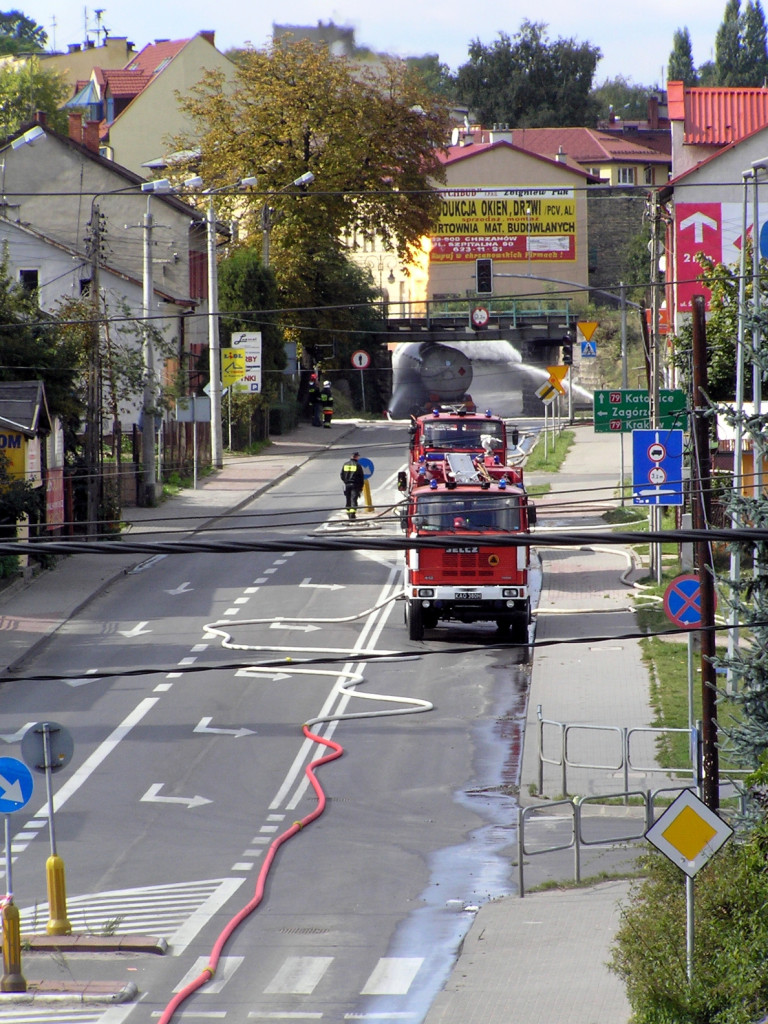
left=644, top=166, right=654, bottom=185
left=618, top=167, right=636, bottom=185
left=19, top=269, right=38, bottom=293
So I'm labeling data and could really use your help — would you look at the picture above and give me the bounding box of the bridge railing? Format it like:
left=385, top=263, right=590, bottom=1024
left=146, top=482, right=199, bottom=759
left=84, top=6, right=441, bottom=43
left=385, top=297, right=574, bottom=328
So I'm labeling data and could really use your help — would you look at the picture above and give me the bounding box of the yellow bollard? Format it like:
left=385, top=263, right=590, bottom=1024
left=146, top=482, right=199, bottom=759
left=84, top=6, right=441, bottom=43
left=45, top=854, right=71, bottom=935
left=362, top=479, right=374, bottom=513
left=1, top=899, right=26, bottom=991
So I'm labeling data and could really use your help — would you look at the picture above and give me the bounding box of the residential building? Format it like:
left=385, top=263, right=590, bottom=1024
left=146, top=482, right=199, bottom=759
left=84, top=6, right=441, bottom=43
left=429, top=129, right=594, bottom=303
left=663, top=82, right=768, bottom=332
left=64, top=32, right=235, bottom=175
left=0, top=117, right=209, bottom=429
left=38, top=37, right=138, bottom=94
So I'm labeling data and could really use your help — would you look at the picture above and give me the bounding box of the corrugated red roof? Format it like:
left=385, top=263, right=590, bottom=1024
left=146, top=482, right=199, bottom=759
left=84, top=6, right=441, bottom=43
left=125, top=38, right=188, bottom=75
left=668, top=79, right=768, bottom=144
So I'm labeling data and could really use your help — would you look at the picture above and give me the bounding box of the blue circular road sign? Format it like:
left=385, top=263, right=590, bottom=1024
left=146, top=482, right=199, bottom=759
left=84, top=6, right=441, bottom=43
left=0, top=757, right=34, bottom=813
left=663, top=574, right=715, bottom=628
left=358, top=457, right=374, bottom=479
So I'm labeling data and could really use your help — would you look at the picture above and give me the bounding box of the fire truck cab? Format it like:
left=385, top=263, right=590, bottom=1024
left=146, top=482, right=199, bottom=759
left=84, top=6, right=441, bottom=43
left=402, top=460, right=535, bottom=642
left=406, top=408, right=520, bottom=491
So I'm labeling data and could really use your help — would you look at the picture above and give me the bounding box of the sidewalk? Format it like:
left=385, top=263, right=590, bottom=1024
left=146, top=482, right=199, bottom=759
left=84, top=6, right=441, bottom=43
left=0, top=421, right=652, bottom=1019
left=424, top=426, right=656, bottom=1024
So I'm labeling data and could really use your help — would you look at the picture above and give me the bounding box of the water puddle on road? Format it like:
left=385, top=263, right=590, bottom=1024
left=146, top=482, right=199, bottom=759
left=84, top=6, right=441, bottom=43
left=354, top=653, right=530, bottom=1021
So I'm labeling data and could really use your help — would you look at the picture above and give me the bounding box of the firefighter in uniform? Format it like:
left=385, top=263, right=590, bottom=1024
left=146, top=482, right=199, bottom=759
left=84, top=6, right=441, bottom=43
left=307, top=375, right=322, bottom=426
left=340, top=452, right=365, bottom=520
left=319, top=380, right=334, bottom=427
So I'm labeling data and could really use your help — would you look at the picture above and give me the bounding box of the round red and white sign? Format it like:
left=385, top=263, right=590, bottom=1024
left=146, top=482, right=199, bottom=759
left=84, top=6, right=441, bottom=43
left=351, top=350, right=371, bottom=369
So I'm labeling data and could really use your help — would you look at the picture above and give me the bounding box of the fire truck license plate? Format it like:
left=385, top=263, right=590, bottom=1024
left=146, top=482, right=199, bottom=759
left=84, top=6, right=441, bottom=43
left=455, top=592, right=481, bottom=600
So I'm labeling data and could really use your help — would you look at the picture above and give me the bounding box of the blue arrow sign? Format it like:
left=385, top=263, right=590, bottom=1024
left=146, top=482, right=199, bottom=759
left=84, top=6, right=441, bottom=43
left=0, top=757, right=34, bottom=813
left=358, top=457, right=374, bottom=479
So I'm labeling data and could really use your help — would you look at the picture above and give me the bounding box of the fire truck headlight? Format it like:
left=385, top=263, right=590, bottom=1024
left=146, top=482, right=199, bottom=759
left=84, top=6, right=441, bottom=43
left=503, top=588, right=519, bottom=598
left=418, top=589, right=435, bottom=598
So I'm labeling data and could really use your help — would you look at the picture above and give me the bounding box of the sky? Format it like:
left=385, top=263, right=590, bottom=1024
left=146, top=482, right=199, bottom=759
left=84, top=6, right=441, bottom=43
left=34, top=1, right=730, bottom=87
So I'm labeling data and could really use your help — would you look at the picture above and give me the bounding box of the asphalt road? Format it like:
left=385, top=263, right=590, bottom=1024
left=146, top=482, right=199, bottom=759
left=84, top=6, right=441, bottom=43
left=1, top=421, right=531, bottom=1023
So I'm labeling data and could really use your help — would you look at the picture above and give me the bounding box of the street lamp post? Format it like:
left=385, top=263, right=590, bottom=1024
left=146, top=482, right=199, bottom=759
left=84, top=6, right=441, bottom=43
left=195, top=176, right=257, bottom=469
left=261, top=172, right=314, bottom=267
left=139, top=178, right=177, bottom=504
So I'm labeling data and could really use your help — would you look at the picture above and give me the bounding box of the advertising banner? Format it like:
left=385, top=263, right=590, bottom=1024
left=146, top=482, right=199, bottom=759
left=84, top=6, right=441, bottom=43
left=430, top=187, right=576, bottom=263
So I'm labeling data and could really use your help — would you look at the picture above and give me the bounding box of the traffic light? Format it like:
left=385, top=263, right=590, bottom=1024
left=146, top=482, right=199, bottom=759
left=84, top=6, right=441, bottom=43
left=562, top=335, right=573, bottom=365
left=476, top=258, right=493, bottom=294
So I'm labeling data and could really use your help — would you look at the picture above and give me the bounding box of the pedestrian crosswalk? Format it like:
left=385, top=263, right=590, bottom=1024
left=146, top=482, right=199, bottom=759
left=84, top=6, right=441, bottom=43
left=0, top=1008, right=135, bottom=1023
left=19, top=877, right=245, bottom=954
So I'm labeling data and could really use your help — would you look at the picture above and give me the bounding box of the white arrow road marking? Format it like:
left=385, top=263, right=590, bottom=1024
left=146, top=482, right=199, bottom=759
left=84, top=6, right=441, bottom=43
left=0, top=775, right=23, bottom=803
left=165, top=582, right=193, bottom=595
left=194, top=717, right=256, bottom=739
left=235, top=668, right=293, bottom=681
left=141, top=783, right=212, bottom=809
left=66, top=668, right=100, bottom=688
left=0, top=723, right=36, bottom=743
left=119, top=621, right=152, bottom=638
left=300, top=577, right=345, bottom=591
left=269, top=622, right=321, bottom=633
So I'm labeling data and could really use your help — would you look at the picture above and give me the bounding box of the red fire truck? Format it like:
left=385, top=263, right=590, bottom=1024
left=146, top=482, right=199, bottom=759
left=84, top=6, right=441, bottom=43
left=407, top=409, right=518, bottom=491
left=401, top=452, right=535, bottom=642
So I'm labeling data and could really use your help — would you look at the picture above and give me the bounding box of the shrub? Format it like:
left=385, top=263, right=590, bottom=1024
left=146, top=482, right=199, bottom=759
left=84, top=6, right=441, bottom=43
left=610, top=843, right=768, bottom=1023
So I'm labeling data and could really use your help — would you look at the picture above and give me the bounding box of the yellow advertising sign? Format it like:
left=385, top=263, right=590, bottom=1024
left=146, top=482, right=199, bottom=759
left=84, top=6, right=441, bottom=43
left=431, top=186, right=577, bottom=263
left=221, top=348, right=246, bottom=386
left=0, top=430, right=25, bottom=479
left=578, top=321, right=598, bottom=341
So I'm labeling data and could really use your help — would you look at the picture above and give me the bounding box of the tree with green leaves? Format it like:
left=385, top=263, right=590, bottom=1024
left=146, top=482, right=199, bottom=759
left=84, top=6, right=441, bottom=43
left=741, top=0, right=768, bottom=84
left=405, top=55, right=458, bottom=101
left=716, top=0, right=745, bottom=83
left=217, top=248, right=284, bottom=401
left=591, top=76, right=653, bottom=122
left=0, top=56, right=68, bottom=135
left=668, top=27, right=699, bottom=84
left=174, top=39, right=449, bottom=272
left=0, top=10, right=46, bottom=54
left=711, top=0, right=768, bottom=85
left=455, top=21, right=601, bottom=128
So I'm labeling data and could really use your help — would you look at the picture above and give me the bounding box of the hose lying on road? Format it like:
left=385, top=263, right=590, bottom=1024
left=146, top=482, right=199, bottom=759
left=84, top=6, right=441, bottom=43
left=160, top=603, right=432, bottom=1022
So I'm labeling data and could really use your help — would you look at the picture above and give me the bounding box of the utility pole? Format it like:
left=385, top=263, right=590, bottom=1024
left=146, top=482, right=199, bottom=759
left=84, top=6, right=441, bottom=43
left=691, top=294, right=719, bottom=811
left=85, top=204, right=104, bottom=538
left=141, top=194, right=157, bottom=504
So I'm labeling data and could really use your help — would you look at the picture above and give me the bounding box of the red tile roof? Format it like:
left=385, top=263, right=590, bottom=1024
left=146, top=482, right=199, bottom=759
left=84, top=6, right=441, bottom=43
left=125, top=39, right=188, bottom=75
left=511, top=126, right=668, bottom=164
left=437, top=137, right=594, bottom=179
left=668, top=79, right=768, bottom=145
left=100, top=69, right=152, bottom=99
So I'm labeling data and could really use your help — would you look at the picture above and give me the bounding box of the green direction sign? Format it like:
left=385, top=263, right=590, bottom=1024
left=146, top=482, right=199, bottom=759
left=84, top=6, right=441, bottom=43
left=593, top=389, right=688, bottom=433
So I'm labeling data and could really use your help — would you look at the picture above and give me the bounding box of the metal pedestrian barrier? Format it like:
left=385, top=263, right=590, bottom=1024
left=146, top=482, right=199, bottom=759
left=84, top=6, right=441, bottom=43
left=536, top=705, right=692, bottom=799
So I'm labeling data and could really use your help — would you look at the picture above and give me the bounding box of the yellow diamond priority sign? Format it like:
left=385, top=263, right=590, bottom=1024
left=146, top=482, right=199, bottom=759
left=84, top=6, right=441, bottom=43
left=645, top=789, right=732, bottom=878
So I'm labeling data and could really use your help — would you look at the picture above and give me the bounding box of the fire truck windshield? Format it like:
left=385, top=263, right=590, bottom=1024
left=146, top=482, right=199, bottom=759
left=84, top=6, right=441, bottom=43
left=413, top=493, right=522, bottom=532
left=422, top=421, right=504, bottom=450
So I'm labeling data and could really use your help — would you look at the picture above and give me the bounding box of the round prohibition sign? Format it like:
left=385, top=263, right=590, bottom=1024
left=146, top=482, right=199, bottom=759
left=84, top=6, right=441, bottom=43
left=351, top=350, right=371, bottom=369
left=663, top=573, right=716, bottom=628
left=648, top=442, right=666, bottom=462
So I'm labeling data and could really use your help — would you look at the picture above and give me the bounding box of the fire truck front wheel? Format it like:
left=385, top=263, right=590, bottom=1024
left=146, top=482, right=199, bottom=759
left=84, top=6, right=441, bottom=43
left=406, top=600, right=424, bottom=641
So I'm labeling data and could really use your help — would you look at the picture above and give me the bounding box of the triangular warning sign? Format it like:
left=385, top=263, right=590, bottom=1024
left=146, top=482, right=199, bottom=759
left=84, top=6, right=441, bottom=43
left=577, top=321, right=598, bottom=342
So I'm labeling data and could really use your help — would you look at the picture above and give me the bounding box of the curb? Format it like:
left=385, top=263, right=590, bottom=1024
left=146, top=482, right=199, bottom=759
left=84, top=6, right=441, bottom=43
left=0, top=979, right=138, bottom=1004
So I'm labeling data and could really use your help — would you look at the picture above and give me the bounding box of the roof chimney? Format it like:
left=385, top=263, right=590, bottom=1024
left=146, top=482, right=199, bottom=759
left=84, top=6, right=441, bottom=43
left=68, top=111, right=83, bottom=142
left=199, top=31, right=215, bottom=45
left=556, top=145, right=567, bottom=163
left=83, top=120, right=100, bottom=153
